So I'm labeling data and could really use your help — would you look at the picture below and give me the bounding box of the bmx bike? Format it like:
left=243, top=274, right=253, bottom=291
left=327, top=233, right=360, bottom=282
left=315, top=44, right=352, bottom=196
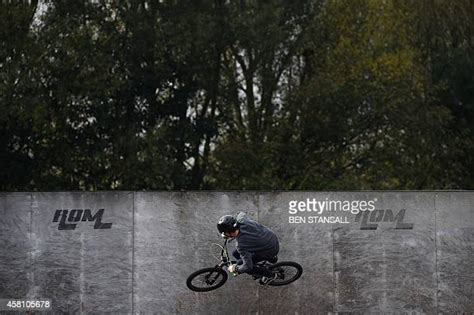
left=186, top=237, right=303, bottom=292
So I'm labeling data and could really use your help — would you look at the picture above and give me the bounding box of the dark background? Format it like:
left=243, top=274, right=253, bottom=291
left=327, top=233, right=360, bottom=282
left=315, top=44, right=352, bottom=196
left=1, top=0, right=473, bottom=190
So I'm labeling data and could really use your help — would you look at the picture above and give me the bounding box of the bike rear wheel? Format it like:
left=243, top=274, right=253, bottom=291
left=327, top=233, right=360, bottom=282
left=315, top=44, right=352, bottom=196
left=267, top=261, right=303, bottom=286
left=186, top=267, right=228, bottom=292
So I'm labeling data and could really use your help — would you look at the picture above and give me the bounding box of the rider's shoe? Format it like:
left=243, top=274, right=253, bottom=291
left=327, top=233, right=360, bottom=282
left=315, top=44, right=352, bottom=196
left=259, top=273, right=277, bottom=285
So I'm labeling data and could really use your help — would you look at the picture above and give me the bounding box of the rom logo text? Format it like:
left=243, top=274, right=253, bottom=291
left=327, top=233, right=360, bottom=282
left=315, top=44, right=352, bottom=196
left=355, top=209, right=414, bottom=230
left=53, top=209, right=112, bottom=230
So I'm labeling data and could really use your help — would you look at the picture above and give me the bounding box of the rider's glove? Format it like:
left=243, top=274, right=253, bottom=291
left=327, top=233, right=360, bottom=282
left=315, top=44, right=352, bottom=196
left=228, top=264, right=238, bottom=273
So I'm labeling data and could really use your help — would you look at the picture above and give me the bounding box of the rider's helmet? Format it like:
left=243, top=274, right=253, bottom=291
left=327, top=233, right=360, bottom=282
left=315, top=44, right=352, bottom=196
left=217, top=215, right=239, bottom=235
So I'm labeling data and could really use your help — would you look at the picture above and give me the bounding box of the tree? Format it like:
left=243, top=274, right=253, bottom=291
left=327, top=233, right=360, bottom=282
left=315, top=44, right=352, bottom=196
left=1, top=0, right=472, bottom=190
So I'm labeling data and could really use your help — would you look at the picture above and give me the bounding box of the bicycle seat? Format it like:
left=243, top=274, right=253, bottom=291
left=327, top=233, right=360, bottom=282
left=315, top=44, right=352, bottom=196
left=267, top=256, right=278, bottom=264
left=258, top=256, right=278, bottom=264
left=254, top=256, right=278, bottom=266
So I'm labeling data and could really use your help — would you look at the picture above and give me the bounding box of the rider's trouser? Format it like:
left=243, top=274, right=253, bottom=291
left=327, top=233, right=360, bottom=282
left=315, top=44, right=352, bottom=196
left=232, top=249, right=274, bottom=278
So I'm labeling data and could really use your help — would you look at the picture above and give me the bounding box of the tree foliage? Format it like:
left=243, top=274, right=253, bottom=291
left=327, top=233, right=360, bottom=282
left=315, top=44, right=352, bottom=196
left=1, top=0, right=473, bottom=190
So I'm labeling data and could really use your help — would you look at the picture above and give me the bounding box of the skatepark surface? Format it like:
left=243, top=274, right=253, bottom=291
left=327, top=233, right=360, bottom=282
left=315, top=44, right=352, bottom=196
left=1, top=191, right=473, bottom=313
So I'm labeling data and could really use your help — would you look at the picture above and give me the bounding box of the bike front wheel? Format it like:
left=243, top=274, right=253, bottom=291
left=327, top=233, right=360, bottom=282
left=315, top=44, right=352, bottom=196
left=186, top=267, right=228, bottom=292
left=268, top=261, right=303, bottom=286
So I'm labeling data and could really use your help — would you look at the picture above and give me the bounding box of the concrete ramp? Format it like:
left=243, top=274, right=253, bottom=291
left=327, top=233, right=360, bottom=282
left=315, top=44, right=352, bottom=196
left=0, top=191, right=473, bottom=313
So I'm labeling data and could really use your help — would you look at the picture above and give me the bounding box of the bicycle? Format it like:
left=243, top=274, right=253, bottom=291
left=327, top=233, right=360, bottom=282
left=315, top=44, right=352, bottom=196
left=186, top=237, right=303, bottom=292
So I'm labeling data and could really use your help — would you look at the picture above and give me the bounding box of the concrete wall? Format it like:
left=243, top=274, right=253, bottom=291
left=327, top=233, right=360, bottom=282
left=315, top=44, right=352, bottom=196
left=0, top=191, right=473, bottom=314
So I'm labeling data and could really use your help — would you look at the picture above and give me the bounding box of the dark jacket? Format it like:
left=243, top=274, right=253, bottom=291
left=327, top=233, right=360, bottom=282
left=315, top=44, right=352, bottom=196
left=235, top=212, right=279, bottom=274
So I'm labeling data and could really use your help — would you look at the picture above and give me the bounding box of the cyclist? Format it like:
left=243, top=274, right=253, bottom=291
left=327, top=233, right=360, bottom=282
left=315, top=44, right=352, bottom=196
left=216, top=212, right=279, bottom=285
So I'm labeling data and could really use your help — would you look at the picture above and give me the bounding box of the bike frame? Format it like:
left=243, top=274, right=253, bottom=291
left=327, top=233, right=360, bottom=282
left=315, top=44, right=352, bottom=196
left=214, top=237, right=270, bottom=271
